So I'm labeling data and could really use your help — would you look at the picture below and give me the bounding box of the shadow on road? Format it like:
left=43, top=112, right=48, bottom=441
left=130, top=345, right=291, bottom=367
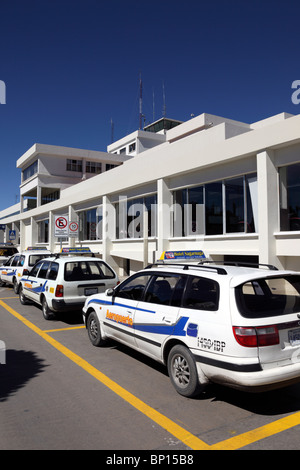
left=0, top=349, right=48, bottom=402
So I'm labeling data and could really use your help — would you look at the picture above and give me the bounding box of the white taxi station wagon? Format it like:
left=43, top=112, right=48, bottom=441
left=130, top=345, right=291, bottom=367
left=82, top=253, right=300, bottom=398
left=0, top=247, right=51, bottom=293
left=18, top=247, right=119, bottom=320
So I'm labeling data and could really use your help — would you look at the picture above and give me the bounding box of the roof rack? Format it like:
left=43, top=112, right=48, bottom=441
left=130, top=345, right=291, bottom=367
left=198, top=260, right=278, bottom=271
left=145, top=262, right=227, bottom=275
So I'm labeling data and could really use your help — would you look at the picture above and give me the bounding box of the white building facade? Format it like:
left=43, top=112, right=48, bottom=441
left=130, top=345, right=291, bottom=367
left=1, top=111, right=300, bottom=276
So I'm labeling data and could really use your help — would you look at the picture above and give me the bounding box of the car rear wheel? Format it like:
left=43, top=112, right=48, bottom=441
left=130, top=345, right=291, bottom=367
left=42, top=297, right=55, bottom=320
left=87, top=310, right=106, bottom=346
left=13, top=278, right=19, bottom=294
left=167, top=345, right=202, bottom=398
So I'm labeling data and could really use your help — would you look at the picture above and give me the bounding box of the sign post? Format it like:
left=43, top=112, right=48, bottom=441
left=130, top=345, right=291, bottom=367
left=54, top=216, right=69, bottom=250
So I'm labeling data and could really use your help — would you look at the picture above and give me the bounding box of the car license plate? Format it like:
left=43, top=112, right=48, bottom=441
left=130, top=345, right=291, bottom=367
left=85, top=287, right=98, bottom=296
left=289, top=328, right=300, bottom=346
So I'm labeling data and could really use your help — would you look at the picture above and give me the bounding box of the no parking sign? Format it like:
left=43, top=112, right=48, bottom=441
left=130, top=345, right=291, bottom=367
left=54, top=216, right=69, bottom=237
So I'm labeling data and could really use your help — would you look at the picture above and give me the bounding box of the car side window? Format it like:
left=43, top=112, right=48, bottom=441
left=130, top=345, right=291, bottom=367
left=11, top=255, right=20, bottom=266
left=29, top=261, right=43, bottom=278
left=115, top=274, right=151, bottom=301
left=37, top=261, right=51, bottom=279
left=144, top=275, right=186, bottom=306
left=18, top=255, right=25, bottom=266
left=47, top=262, right=59, bottom=281
left=182, top=276, right=219, bottom=311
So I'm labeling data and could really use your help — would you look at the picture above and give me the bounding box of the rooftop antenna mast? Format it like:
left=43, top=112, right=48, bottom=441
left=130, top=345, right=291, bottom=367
left=152, top=88, right=155, bottom=122
left=110, top=118, right=114, bottom=143
left=139, top=72, right=143, bottom=129
left=162, top=81, right=166, bottom=118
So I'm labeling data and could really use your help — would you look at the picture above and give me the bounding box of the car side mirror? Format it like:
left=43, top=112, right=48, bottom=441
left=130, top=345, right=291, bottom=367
left=105, top=288, right=116, bottom=303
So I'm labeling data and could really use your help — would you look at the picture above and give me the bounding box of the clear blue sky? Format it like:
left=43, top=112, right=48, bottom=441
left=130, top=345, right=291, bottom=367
left=0, top=0, right=299, bottom=210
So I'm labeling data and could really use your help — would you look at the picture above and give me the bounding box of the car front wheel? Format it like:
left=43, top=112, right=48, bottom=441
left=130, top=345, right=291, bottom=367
left=167, top=345, right=202, bottom=398
left=19, top=285, right=29, bottom=305
left=87, top=310, right=106, bottom=346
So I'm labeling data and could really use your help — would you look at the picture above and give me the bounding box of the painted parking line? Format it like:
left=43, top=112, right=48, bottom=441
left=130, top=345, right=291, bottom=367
left=0, top=299, right=209, bottom=450
left=43, top=325, right=85, bottom=333
left=1, top=298, right=300, bottom=450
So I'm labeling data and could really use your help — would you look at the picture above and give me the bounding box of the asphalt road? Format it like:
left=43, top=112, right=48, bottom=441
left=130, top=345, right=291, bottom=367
left=1, top=285, right=300, bottom=453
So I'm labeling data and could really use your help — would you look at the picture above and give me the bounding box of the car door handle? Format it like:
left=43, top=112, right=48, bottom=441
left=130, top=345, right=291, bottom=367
left=163, top=317, right=172, bottom=324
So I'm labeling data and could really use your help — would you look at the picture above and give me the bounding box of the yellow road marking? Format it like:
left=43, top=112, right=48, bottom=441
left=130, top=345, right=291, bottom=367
left=0, top=300, right=209, bottom=450
left=0, top=296, right=18, bottom=299
left=211, top=412, right=300, bottom=450
left=2, top=298, right=300, bottom=450
left=43, top=325, right=85, bottom=333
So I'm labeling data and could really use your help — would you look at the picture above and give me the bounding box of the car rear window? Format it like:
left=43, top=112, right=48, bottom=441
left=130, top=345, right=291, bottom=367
left=0, top=247, right=18, bottom=257
left=235, top=275, right=300, bottom=318
left=28, top=254, right=49, bottom=266
left=64, top=260, right=115, bottom=281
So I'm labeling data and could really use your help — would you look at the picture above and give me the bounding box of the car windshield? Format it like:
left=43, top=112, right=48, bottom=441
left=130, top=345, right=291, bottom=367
left=235, top=275, right=300, bottom=318
left=64, top=260, right=115, bottom=281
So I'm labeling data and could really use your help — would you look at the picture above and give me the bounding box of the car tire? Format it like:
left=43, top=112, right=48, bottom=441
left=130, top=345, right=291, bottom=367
left=13, top=278, right=19, bottom=294
left=167, top=344, right=202, bottom=398
left=19, top=285, right=29, bottom=305
left=87, top=310, right=106, bottom=347
left=42, top=297, right=55, bottom=320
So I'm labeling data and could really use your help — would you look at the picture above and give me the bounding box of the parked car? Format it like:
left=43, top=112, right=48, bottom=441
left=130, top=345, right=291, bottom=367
left=0, top=243, right=18, bottom=265
left=18, top=248, right=119, bottom=320
left=83, top=261, right=300, bottom=397
left=0, top=247, right=51, bottom=293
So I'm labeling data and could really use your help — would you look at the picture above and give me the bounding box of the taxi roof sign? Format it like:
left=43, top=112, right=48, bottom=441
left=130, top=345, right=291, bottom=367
left=60, top=247, right=92, bottom=254
left=160, top=250, right=206, bottom=261
left=26, top=247, right=51, bottom=251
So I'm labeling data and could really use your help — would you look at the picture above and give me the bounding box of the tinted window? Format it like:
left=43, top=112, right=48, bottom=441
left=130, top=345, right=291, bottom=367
left=4, top=256, right=14, bottom=266
left=144, top=275, right=186, bottom=306
left=235, top=275, right=300, bottom=318
left=48, top=262, right=59, bottom=280
left=64, top=260, right=115, bottom=281
left=11, top=255, right=20, bottom=266
left=18, top=255, right=25, bottom=266
left=29, top=261, right=44, bottom=277
left=38, top=261, right=51, bottom=279
left=182, top=276, right=219, bottom=311
left=115, top=274, right=151, bottom=301
left=28, top=254, right=49, bottom=266
left=0, top=247, right=18, bottom=257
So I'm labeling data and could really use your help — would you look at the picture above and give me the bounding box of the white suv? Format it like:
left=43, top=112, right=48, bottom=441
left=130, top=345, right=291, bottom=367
left=18, top=249, right=119, bottom=320
left=0, top=247, right=51, bottom=293
left=83, top=261, right=300, bottom=397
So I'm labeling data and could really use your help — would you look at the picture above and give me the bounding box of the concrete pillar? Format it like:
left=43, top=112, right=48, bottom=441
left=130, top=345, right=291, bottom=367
left=48, top=211, right=55, bottom=252
left=37, top=186, right=42, bottom=207
left=102, top=195, right=118, bottom=271
left=257, top=149, right=282, bottom=268
left=31, top=217, right=38, bottom=246
left=157, top=178, right=172, bottom=258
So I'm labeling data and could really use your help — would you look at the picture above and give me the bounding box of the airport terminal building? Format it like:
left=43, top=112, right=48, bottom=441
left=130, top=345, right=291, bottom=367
left=1, top=111, right=300, bottom=276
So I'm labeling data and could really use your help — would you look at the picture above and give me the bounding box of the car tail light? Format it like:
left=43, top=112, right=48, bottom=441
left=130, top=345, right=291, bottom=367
left=23, top=268, right=29, bottom=275
left=55, top=284, right=64, bottom=297
left=233, top=325, right=279, bottom=347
